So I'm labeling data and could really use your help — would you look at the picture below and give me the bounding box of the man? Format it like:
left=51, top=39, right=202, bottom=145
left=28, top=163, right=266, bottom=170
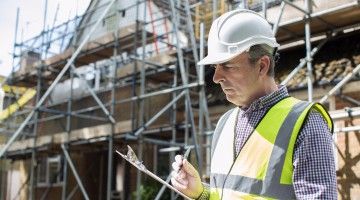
left=171, top=9, right=337, bottom=199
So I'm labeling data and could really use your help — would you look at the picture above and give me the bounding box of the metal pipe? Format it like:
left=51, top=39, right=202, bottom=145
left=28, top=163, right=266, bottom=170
left=42, top=0, right=48, bottom=58
left=242, top=0, right=247, bottom=9
left=129, top=56, right=170, bottom=68
left=184, top=0, right=200, bottom=76
left=338, top=94, right=360, bottom=106
left=116, top=82, right=201, bottom=104
left=139, top=0, right=147, bottom=128
left=62, top=68, right=74, bottom=200
left=61, top=144, right=90, bottom=200
left=134, top=91, right=186, bottom=136
left=66, top=185, right=79, bottom=200
left=262, top=0, right=267, bottom=19
left=107, top=11, right=119, bottom=199
left=283, top=0, right=309, bottom=14
left=335, top=125, right=360, bottom=133
left=198, top=26, right=204, bottom=177
left=125, top=134, right=187, bottom=147
left=184, top=61, right=190, bottom=149
left=24, top=112, right=108, bottom=125
left=132, top=0, right=140, bottom=137
left=320, top=64, right=360, bottom=103
left=281, top=39, right=327, bottom=85
left=169, top=0, right=202, bottom=176
left=272, top=1, right=285, bottom=35
left=199, top=23, right=212, bottom=131
left=0, top=0, right=116, bottom=159
left=213, top=0, right=217, bottom=21
left=29, top=65, right=43, bottom=200
left=304, top=0, right=313, bottom=102
left=11, top=8, right=20, bottom=74
left=329, top=107, right=360, bottom=121
left=167, top=41, right=179, bottom=199
left=199, top=22, right=211, bottom=175
left=136, top=0, right=148, bottom=199
left=199, top=22, right=205, bottom=87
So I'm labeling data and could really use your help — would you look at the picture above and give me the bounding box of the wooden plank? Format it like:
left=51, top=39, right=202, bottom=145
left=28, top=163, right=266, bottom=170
left=116, top=50, right=176, bottom=79
left=1, top=120, right=132, bottom=152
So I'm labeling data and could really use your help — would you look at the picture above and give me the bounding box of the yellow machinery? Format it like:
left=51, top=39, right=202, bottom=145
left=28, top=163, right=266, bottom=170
left=0, top=84, right=36, bottom=122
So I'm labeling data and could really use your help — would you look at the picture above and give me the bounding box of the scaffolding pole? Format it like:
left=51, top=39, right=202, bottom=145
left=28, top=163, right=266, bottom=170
left=272, top=1, right=285, bottom=35
left=135, top=0, right=148, bottom=199
left=106, top=9, right=119, bottom=198
left=320, top=64, right=360, bottom=104
left=281, top=38, right=327, bottom=86
left=28, top=66, right=42, bottom=200
left=169, top=0, right=202, bottom=176
left=61, top=144, right=90, bottom=200
left=304, top=0, right=313, bottom=102
left=0, top=0, right=116, bottom=159
left=11, top=8, right=20, bottom=75
left=184, top=0, right=212, bottom=131
left=134, top=91, right=186, bottom=136
left=61, top=68, right=74, bottom=200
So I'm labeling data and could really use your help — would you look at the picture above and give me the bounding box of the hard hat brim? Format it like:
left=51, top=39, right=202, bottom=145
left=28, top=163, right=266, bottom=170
left=197, top=39, right=280, bottom=66
left=197, top=51, right=242, bottom=66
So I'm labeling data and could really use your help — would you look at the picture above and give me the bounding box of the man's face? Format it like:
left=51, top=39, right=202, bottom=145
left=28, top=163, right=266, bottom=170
left=212, top=53, right=262, bottom=107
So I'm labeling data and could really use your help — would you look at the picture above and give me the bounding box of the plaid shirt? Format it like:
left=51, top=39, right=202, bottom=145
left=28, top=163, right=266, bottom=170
left=197, top=86, right=337, bottom=200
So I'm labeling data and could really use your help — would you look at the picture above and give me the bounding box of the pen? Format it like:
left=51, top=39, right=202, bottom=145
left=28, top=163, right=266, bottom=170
left=178, top=147, right=191, bottom=172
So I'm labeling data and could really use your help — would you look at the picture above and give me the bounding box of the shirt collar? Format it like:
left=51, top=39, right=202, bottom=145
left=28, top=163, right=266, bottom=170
left=240, top=85, right=289, bottom=113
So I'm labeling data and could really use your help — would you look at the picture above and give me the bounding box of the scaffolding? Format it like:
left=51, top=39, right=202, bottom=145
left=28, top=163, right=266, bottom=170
left=1, top=0, right=360, bottom=199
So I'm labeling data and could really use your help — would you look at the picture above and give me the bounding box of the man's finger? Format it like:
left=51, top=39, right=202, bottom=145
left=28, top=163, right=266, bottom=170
left=171, top=171, right=188, bottom=185
left=172, top=162, right=180, bottom=172
left=171, top=177, right=187, bottom=190
left=175, top=154, right=183, bottom=164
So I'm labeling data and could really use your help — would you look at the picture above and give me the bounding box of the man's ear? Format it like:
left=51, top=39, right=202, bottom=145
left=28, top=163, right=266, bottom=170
left=258, top=56, right=271, bottom=76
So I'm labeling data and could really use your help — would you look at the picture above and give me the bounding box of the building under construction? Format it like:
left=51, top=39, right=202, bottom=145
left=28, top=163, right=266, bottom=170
left=1, top=0, right=360, bottom=199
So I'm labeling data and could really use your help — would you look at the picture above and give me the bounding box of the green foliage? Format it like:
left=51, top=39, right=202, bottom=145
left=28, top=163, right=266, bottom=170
left=131, top=178, right=171, bottom=200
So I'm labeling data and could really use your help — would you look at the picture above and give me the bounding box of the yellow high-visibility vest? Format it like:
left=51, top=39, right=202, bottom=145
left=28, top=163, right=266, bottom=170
left=210, top=97, right=333, bottom=199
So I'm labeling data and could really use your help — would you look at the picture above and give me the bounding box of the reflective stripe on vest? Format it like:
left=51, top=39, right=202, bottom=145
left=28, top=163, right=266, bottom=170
left=210, top=97, right=333, bottom=200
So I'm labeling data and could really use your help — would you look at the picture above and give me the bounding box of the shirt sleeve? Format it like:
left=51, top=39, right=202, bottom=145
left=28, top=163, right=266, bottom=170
left=293, top=109, right=338, bottom=199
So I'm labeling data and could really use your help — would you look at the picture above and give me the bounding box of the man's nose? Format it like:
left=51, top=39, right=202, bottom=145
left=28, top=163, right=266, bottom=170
left=213, top=66, right=225, bottom=84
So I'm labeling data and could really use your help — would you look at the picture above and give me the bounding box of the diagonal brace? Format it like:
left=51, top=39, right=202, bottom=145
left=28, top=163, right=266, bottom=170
left=134, top=90, right=186, bottom=136
left=70, top=64, right=115, bottom=124
left=61, top=144, right=90, bottom=200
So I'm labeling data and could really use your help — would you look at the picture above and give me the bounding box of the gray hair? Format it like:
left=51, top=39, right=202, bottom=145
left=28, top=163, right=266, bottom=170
left=248, top=44, right=276, bottom=77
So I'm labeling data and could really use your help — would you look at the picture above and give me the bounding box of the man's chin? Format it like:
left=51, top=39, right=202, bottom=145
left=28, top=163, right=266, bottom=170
left=225, top=95, right=238, bottom=105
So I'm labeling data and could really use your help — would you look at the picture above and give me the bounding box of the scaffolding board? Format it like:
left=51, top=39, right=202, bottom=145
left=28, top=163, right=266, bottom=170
left=10, top=23, right=154, bottom=87
left=269, top=0, right=360, bottom=44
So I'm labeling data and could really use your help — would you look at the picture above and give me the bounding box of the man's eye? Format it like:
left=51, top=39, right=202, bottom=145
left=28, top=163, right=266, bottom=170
left=224, top=65, right=234, bottom=69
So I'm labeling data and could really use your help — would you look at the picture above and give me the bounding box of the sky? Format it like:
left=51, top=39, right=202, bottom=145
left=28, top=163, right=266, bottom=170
left=0, top=0, right=90, bottom=77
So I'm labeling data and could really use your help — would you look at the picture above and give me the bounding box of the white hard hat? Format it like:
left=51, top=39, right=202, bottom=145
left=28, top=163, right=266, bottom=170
left=197, top=9, right=279, bottom=65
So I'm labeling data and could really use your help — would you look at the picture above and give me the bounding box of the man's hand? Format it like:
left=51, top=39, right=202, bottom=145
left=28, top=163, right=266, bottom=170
left=171, top=155, right=203, bottom=199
